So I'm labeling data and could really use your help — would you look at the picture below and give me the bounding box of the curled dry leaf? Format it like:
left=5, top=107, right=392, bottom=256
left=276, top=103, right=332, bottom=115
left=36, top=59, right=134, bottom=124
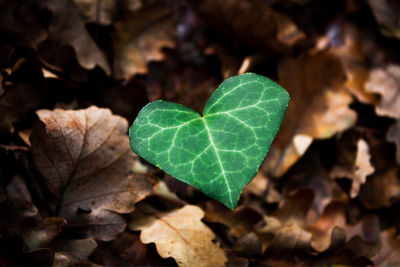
left=30, top=106, right=158, bottom=241
left=129, top=204, right=227, bottom=267
left=265, top=50, right=357, bottom=177
left=365, top=64, right=400, bottom=119
left=37, top=0, right=111, bottom=75
left=113, top=0, right=175, bottom=78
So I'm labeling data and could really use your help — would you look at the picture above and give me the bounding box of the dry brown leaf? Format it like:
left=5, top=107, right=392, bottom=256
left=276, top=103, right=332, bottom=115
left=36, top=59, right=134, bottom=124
left=255, top=216, right=313, bottom=253
left=365, top=64, right=400, bottom=119
left=243, top=171, right=281, bottom=203
left=24, top=217, right=66, bottom=251
left=188, top=0, right=304, bottom=52
left=36, top=0, right=111, bottom=75
left=344, top=215, right=381, bottom=248
left=92, top=231, right=175, bottom=266
left=272, top=188, right=314, bottom=227
left=265, top=50, right=357, bottom=177
left=113, top=0, right=175, bottom=78
left=358, top=167, right=400, bottom=209
left=30, top=106, right=158, bottom=240
left=327, top=23, right=376, bottom=104
left=253, top=188, right=316, bottom=253
left=387, top=120, right=400, bottom=164
left=73, top=0, right=116, bottom=25
left=52, top=238, right=98, bottom=267
left=308, top=201, right=347, bottom=252
left=129, top=204, right=227, bottom=267
left=200, top=201, right=263, bottom=238
left=330, top=138, right=375, bottom=198
left=352, top=139, right=375, bottom=198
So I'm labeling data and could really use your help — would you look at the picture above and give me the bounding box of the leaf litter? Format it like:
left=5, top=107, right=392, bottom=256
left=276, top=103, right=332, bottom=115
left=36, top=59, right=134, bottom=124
left=1, top=0, right=400, bottom=266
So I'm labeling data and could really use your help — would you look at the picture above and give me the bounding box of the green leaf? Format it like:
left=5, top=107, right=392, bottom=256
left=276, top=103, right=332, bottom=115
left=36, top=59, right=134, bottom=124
left=129, top=73, right=290, bottom=209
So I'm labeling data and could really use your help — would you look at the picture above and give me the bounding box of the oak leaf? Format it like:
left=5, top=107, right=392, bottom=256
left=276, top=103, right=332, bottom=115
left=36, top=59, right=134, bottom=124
left=30, top=106, right=158, bottom=240
left=129, top=204, right=227, bottom=267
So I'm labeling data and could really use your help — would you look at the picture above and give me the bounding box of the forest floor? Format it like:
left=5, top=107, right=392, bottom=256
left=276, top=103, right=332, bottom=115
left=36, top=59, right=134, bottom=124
left=1, top=0, right=400, bottom=266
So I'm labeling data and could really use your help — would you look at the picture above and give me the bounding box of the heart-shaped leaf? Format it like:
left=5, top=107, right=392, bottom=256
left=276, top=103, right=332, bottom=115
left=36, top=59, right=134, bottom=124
left=129, top=73, right=289, bottom=209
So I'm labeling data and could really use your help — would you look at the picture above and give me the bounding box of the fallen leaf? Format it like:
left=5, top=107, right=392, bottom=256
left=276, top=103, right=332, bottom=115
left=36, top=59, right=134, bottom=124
left=365, top=64, right=400, bottom=119
left=352, top=139, right=375, bottom=197
left=265, top=50, right=357, bottom=177
left=188, top=0, right=304, bottom=52
left=330, top=138, right=375, bottom=198
left=344, top=215, right=381, bottom=247
left=358, top=167, right=400, bottom=209
left=251, top=188, right=315, bottom=253
left=52, top=238, right=97, bottom=267
left=37, top=0, right=111, bottom=75
left=272, top=188, right=315, bottom=227
left=113, top=0, right=175, bottom=78
left=129, top=204, right=227, bottom=267
left=66, top=209, right=127, bottom=241
left=308, top=201, right=347, bottom=252
left=233, top=232, right=262, bottom=258
left=281, top=151, right=349, bottom=217
left=200, top=201, right=263, bottom=238
left=24, top=217, right=66, bottom=251
left=73, top=0, right=116, bottom=25
left=244, top=171, right=281, bottom=204
left=387, top=120, right=400, bottom=164
left=92, top=231, right=175, bottom=266
left=255, top=216, right=313, bottom=253
left=30, top=106, right=158, bottom=240
left=327, top=22, right=376, bottom=104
